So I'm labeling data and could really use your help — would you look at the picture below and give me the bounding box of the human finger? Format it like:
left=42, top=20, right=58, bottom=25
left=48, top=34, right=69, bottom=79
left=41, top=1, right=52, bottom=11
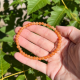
left=15, top=27, right=54, bottom=52
left=14, top=35, right=49, bottom=57
left=23, top=21, right=58, bottom=43
left=14, top=52, right=47, bottom=74
left=56, top=26, right=80, bottom=44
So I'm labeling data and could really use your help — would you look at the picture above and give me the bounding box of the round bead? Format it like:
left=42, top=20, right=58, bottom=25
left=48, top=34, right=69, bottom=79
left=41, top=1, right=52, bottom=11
left=38, top=22, right=41, bottom=25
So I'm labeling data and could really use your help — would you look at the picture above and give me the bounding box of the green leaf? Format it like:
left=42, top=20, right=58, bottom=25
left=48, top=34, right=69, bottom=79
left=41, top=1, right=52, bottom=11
left=10, top=51, right=16, bottom=56
left=13, top=67, right=21, bottom=71
left=28, top=68, right=35, bottom=74
left=16, top=75, right=25, bottom=80
left=0, top=36, right=13, bottom=42
left=0, top=50, right=10, bottom=78
left=68, top=8, right=79, bottom=28
left=27, top=0, right=50, bottom=15
left=6, top=30, right=15, bottom=37
left=7, top=42, right=13, bottom=47
left=52, top=0, right=60, bottom=3
left=68, top=21, right=79, bottom=27
left=10, top=0, right=20, bottom=7
left=46, top=75, right=51, bottom=80
left=0, top=26, right=6, bottom=33
left=10, top=0, right=27, bottom=7
left=44, top=10, right=50, bottom=16
left=47, top=6, right=65, bottom=26
left=4, top=15, right=10, bottom=21
left=0, top=15, right=5, bottom=18
left=0, top=43, right=2, bottom=49
left=74, top=0, right=80, bottom=4
left=65, top=9, right=72, bottom=19
left=71, top=7, right=79, bottom=20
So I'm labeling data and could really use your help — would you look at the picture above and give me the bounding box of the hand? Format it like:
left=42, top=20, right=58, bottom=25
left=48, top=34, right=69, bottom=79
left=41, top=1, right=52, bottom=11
left=14, top=22, right=80, bottom=80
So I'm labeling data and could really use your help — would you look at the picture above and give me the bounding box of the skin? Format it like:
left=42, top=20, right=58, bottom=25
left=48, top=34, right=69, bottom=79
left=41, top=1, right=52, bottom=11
left=14, top=21, right=80, bottom=80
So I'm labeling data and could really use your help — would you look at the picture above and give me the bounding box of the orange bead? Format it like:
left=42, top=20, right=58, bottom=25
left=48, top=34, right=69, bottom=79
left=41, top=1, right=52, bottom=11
left=17, top=46, right=20, bottom=48
left=21, top=27, right=24, bottom=30
left=18, top=30, right=22, bottom=34
left=41, top=57, right=44, bottom=60
left=28, top=23, right=32, bottom=26
left=35, top=22, right=38, bottom=25
left=51, top=52, right=55, bottom=55
left=16, top=40, right=19, bottom=44
left=38, top=22, right=41, bottom=25
left=58, top=40, right=62, bottom=43
left=55, top=48, right=59, bottom=51
left=20, top=51, right=23, bottom=54
left=18, top=48, right=22, bottom=51
left=34, top=57, right=37, bottom=60
left=22, top=52, right=25, bottom=55
left=44, top=56, right=47, bottom=59
left=25, top=54, right=28, bottom=57
left=43, top=23, right=46, bottom=26
left=46, top=24, right=49, bottom=27
left=41, top=22, right=44, bottom=25
left=25, top=25, right=28, bottom=27
left=23, top=25, right=26, bottom=28
left=27, top=55, right=30, bottom=58
left=32, top=57, right=36, bottom=60
left=58, top=43, right=61, bottom=46
left=50, top=54, right=53, bottom=57
left=48, top=25, right=51, bottom=28
left=30, top=56, right=33, bottom=59
left=16, top=35, right=19, bottom=38
left=53, top=50, right=57, bottom=53
left=38, top=58, right=42, bottom=60
left=32, top=22, right=36, bottom=25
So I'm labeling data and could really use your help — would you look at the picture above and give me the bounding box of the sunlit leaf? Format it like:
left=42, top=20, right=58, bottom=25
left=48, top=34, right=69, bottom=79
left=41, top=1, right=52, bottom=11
left=65, top=9, right=72, bottom=19
left=27, top=0, right=50, bottom=14
left=10, top=51, right=16, bottom=56
left=0, top=26, right=6, bottom=33
left=52, top=0, right=60, bottom=3
left=10, top=0, right=27, bottom=7
left=28, top=68, right=35, bottom=74
left=46, top=75, right=51, bottom=80
left=0, top=50, right=10, bottom=78
left=47, top=6, right=65, bottom=26
left=4, top=15, right=10, bottom=21
left=6, top=30, right=15, bottom=36
left=68, top=21, right=79, bottom=27
left=74, top=0, right=80, bottom=4
left=68, top=8, right=79, bottom=28
left=0, top=36, right=13, bottom=42
left=13, top=67, right=21, bottom=72
left=16, top=74, right=25, bottom=80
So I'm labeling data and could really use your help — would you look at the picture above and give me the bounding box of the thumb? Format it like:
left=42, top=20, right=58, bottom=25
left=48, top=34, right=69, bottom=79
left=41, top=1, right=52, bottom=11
left=56, top=26, right=80, bottom=44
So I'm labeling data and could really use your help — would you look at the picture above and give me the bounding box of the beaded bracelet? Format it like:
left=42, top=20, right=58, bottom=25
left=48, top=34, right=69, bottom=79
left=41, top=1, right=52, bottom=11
left=15, top=22, right=62, bottom=60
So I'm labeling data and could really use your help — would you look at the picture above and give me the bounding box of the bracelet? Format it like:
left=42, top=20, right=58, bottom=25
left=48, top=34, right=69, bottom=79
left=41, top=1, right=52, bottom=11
left=15, top=22, right=62, bottom=60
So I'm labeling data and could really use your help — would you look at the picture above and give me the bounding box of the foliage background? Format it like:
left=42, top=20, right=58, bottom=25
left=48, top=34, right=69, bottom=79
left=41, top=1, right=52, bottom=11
left=0, top=0, right=80, bottom=80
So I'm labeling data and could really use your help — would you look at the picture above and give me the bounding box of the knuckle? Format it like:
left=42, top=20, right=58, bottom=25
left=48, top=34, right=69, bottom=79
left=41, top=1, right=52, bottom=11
left=34, top=48, right=42, bottom=56
left=23, top=21, right=31, bottom=26
left=44, top=29, right=50, bottom=38
left=37, top=37, right=45, bottom=46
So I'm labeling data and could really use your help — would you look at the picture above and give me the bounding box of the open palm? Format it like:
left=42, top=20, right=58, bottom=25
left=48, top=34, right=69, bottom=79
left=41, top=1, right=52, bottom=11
left=14, top=22, right=80, bottom=80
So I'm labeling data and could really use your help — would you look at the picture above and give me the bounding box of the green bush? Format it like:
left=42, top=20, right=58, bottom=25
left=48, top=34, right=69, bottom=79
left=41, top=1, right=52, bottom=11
left=0, top=0, right=80, bottom=80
